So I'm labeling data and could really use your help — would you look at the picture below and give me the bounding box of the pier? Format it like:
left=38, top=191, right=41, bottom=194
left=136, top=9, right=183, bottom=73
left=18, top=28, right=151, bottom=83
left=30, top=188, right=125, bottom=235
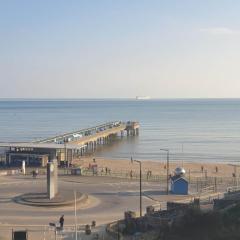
left=0, top=121, right=139, bottom=167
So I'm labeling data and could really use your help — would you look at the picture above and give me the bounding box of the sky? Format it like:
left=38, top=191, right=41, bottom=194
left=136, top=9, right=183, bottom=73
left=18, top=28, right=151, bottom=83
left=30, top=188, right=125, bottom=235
left=1, top=0, right=240, bottom=98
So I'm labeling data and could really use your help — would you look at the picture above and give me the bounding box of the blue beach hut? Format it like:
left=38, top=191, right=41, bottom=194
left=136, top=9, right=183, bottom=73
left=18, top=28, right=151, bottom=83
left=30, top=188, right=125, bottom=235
left=170, top=167, right=188, bottom=195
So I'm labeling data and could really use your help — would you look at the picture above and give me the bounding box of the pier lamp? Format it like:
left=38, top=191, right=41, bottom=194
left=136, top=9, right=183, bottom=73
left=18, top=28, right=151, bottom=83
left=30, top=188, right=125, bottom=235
left=131, top=157, right=142, bottom=217
left=160, top=149, right=170, bottom=195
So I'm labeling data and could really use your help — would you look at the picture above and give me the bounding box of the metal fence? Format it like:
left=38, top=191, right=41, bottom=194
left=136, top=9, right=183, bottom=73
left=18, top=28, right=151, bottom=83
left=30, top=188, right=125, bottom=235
left=4, top=166, right=240, bottom=196
left=0, top=225, right=107, bottom=240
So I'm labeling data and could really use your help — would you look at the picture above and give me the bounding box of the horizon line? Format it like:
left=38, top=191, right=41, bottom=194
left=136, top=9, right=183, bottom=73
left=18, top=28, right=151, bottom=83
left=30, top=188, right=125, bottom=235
left=0, top=97, right=240, bottom=101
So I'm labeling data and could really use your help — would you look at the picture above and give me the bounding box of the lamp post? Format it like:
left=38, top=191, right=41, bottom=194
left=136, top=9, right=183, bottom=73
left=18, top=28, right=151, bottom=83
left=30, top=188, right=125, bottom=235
left=131, top=157, right=142, bottom=217
left=160, top=149, right=169, bottom=195
left=63, top=138, right=68, bottom=168
left=74, top=191, right=78, bottom=240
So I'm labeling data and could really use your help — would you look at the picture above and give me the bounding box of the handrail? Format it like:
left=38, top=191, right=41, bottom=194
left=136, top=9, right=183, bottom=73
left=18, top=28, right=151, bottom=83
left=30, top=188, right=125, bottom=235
left=35, top=121, right=125, bottom=143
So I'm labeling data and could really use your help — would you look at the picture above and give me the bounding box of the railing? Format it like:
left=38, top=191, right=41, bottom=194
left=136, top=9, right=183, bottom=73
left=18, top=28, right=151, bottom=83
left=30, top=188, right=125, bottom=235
left=3, top=166, right=240, bottom=198
left=0, top=224, right=104, bottom=240
left=200, top=185, right=216, bottom=194
left=35, top=121, right=125, bottom=144
left=106, top=221, right=123, bottom=240
left=226, top=185, right=240, bottom=193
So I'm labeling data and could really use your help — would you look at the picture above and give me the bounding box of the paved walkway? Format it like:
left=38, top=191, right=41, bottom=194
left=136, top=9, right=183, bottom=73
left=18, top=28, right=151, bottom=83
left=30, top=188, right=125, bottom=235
left=0, top=174, right=189, bottom=240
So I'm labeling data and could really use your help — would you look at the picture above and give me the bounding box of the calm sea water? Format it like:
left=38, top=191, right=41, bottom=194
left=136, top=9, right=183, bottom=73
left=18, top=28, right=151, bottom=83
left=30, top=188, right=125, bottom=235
left=0, top=99, right=240, bottom=163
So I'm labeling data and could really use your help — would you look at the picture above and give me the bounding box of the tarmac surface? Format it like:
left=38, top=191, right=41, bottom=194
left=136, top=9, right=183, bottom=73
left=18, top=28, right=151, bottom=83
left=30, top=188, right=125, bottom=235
left=0, top=174, right=189, bottom=239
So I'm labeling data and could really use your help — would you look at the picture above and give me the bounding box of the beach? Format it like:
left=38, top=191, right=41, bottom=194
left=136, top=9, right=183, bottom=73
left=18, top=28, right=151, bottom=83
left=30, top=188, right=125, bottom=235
left=74, top=157, right=236, bottom=178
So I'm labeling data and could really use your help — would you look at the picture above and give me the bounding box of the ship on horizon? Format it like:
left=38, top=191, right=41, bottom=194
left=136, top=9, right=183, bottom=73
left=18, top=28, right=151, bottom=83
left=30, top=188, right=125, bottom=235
left=136, top=96, right=151, bottom=100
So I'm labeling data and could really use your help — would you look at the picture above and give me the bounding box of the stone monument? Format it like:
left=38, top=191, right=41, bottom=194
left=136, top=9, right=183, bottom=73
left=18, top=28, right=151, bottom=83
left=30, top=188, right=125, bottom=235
left=47, top=159, right=58, bottom=199
left=15, top=158, right=85, bottom=207
left=22, top=160, right=26, bottom=175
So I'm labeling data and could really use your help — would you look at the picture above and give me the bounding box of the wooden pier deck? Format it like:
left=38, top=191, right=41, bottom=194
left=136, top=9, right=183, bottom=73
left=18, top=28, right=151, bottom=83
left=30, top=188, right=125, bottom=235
left=36, top=121, right=140, bottom=162
left=36, top=121, right=139, bottom=144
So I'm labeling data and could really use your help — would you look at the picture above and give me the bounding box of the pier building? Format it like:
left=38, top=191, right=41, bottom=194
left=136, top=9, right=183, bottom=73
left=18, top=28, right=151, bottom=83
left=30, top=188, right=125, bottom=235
left=0, top=121, right=139, bottom=167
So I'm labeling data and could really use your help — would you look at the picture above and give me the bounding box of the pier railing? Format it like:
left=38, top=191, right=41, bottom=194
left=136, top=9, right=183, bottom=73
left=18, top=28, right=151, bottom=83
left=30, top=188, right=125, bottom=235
left=35, top=121, right=126, bottom=144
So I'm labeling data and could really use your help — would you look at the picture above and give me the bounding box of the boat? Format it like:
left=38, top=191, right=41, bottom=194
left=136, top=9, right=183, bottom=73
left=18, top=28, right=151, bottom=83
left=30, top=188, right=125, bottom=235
left=136, top=96, right=151, bottom=100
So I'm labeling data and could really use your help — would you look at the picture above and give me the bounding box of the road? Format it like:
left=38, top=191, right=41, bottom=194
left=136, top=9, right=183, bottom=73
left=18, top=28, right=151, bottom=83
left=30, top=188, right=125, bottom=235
left=0, top=174, right=189, bottom=239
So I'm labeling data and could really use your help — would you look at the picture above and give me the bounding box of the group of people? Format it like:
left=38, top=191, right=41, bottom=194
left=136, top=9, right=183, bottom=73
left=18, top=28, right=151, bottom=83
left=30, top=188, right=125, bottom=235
left=129, top=170, right=152, bottom=179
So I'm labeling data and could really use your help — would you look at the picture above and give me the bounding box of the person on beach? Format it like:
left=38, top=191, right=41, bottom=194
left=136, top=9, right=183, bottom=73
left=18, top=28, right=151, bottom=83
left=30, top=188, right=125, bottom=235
left=147, top=170, right=150, bottom=180
left=147, top=170, right=152, bottom=180
left=201, top=166, right=204, bottom=173
left=130, top=170, right=133, bottom=179
left=59, top=215, right=64, bottom=230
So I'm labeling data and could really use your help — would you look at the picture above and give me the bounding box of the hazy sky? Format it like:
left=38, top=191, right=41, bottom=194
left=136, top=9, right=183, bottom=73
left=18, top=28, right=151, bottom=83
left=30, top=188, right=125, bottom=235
left=1, top=0, right=240, bottom=98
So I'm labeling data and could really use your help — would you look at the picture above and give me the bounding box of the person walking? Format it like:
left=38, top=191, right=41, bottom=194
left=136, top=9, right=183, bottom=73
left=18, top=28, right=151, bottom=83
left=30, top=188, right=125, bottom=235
left=59, top=215, right=64, bottom=230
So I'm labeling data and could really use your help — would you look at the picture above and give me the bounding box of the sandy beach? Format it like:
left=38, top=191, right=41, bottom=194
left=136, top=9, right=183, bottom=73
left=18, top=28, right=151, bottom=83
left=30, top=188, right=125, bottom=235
left=73, top=157, right=237, bottom=178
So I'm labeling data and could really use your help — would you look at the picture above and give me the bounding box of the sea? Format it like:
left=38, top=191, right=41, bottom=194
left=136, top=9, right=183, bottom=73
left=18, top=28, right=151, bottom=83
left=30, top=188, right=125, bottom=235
left=0, top=99, right=240, bottom=163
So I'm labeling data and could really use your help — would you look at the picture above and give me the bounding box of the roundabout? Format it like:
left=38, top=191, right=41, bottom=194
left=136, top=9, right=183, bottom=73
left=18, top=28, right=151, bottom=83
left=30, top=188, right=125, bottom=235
left=13, top=191, right=88, bottom=207
left=0, top=173, right=189, bottom=240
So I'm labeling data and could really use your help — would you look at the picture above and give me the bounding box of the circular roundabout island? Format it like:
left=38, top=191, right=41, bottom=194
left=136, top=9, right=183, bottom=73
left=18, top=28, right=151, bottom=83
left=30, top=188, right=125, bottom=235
left=14, top=191, right=88, bottom=208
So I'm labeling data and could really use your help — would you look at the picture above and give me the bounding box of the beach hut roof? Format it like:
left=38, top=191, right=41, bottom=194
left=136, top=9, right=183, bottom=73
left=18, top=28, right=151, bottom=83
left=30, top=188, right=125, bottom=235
left=171, top=175, right=188, bottom=183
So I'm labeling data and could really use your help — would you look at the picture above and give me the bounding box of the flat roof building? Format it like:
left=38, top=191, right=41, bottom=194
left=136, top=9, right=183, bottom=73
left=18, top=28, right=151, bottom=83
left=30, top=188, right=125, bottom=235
left=0, top=142, right=84, bottom=167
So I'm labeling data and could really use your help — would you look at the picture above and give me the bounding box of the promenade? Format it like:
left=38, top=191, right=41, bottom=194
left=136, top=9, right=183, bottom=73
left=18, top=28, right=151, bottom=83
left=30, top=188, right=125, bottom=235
left=0, top=173, right=187, bottom=240
left=0, top=166, right=238, bottom=240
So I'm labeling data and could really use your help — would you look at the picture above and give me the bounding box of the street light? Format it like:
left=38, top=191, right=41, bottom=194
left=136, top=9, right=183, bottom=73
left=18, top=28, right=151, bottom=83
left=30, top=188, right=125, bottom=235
left=160, top=149, right=170, bottom=195
left=63, top=138, right=68, bottom=168
left=74, top=191, right=78, bottom=240
left=131, top=157, right=142, bottom=217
